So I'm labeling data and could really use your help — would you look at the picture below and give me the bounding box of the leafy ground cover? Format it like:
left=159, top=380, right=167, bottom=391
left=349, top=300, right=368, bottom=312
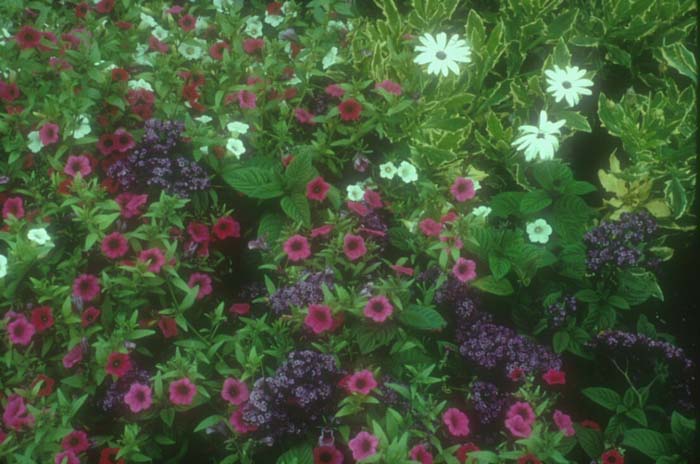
left=0, top=1, right=697, bottom=463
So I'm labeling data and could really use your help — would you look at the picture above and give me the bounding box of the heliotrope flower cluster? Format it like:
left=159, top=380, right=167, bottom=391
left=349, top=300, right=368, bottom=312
left=546, top=296, right=578, bottom=329
left=268, top=269, right=335, bottom=315
left=242, top=350, right=341, bottom=444
left=107, top=119, right=210, bottom=198
left=583, top=211, right=659, bottom=273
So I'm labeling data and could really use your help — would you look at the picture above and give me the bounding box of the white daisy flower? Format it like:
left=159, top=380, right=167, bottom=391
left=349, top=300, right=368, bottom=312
left=414, top=32, right=471, bottom=77
left=545, top=65, right=594, bottom=107
left=512, top=110, right=566, bottom=161
left=245, top=16, right=263, bottom=38
left=472, top=206, right=491, bottom=218
left=322, top=47, right=339, bottom=70
left=27, top=131, right=43, bottom=153
left=73, top=115, right=91, bottom=139
left=27, top=228, right=51, bottom=245
left=526, top=219, right=553, bottom=244
left=346, top=184, right=365, bottom=201
left=226, top=138, right=246, bottom=159
left=397, top=161, right=418, bottom=183
left=0, top=254, right=7, bottom=278
left=226, top=121, right=249, bottom=135
left=379, top=162, right=397, bottom=180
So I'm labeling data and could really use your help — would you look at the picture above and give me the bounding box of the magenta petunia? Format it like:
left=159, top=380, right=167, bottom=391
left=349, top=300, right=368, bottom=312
left=138, top=248, right=166, bottom=273
left=115, top=193, right=148, bottom=219
left=409, top=444, right=434, bottom=464
left=304, top=304, right=334, bottom=335
left=2, top=196, right=25, bottom=219
left=124, top=383, right=153, bottom=413
left=306, top=176, right=330, bottom=202
left=294, top=108, right=316, bottom=125
left=553, top=410, right=575, bottom=437
left=2, top=394, right=34, bottom=430
left=452, top=258, right=477, bottom=283
left=39, top=122, right=60, bottom=146
left=346, top=370, right=377, bottom=395
left=169, top=378, right=197, bottom=406
left=212, top=216, right=241, bottom=240
left=311, top=224, right=334, bottom=238
left=101, top=232, right=129, bottom=259
left=188, top=273, right=213, bottom=300
left=229, top=408, right=257, bottom=434
left=505, top=414, right=532, bottom=438
left=61, top=430, right=90, bottom=453
left=221, top=378, right=249, bottom=406
left=363, top=295, right=393, bottom=323
left=113, top=128, right=135, bottom=152
left=15, top=25, right=42, bottom=49
left=506, top=402, right=536, bottom=425
left=313, top=445, right=343, bottom=464
left=105, top=352, right=132, bottom=378
left=229, top=303, right=250, bottom=316
left=419, top=218, right=442, bottom=237
left=7, top=315, right=35, bottom=346
left=158, top=316, right=178, bottom=338
left=363, top=189, right=383, bottom=209
left=338, top=98, right=362, bottom=122
left=375, top=79, right=402, bottom=96
left=64, top=155, right=92, bottom=178
left=542, top=368, right=566, bottom=385
left=72, top=274, right=101, bottom=302
left=81, top=307, right=101, bottom=328
left=443, top=408, right=470, bottom=437
left=237, top=90, right=257, bottom=109
left=30, top=306, right=54, bottom=333
left=283, top=235, right=311, bottom=262
left=349, top=431, right=379, bottom=461
left=187, top=221, right=210, bottom=244
left=343, top=234, right=367, bottom=261
left=54, top=450, right=79, bottom=464
left=450, top=177, right=476, bottom=202
left=325, top=84, right=345, bottom=98
left=62, top=344, right=83, bottom=369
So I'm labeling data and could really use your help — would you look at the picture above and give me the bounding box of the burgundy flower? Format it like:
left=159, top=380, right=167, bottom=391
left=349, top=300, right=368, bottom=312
left=455, top=443, right=479, bottom=463
left=105, top=352, right=132, bottom=378
left=306, top=176, right=330, bottom=201
left=409, top=444, right=433, bottom=464
left=178, top=14, right=197, bottom=32
left=64, top=155, right=92, bottom=178
left=113, top=129, right=135, bottom=152
left=157, top=316, right=178, bottom=338
left=343, top=234, right=367, bottom=261
left=363, top=295, right=393, bottom=323
left=101, top=232, right=129, bottom=259
left=209, top=41, right=230, bottom=60
left=81, top=307, right=101, bottom=327
left=138, top=248, right=166, bottom=273
left=72, top=274, right=101, bottom=302
left=601, top=449, right=624, bottom=464
left=39, top=122, right=60, bottom=146
left=97, top=133, right=116, bottom=155
left=313, top=445, right=343, bottom=464
left=228, top=303, right=250, bottom=316
left=31, top=374, right=55, bottom=397
left=99, top=448, right=125, bottom=464
left=212, top=216, right=240, bottom=240
left=61, top=430, right=90, bottom=453
left=54, top=450, right=79, bottom=464
left=221, top=378, right=249, bottom=405
left=169, top=378, right=197, bottom=406
left=2, top=197, right=25, bottom=219
left=30, top=306, right=54, bottom=333
left=15, top=26, right=42, bottom=49
left=243, top=38, right=264, bottom=54
left=63, top=344, right=84, bottom=368
left=2, top=394, right=34, bottom=430
left=188, top=272, right=213, bottom=300
left=542, top=368, right=566, bottom=385
left=283, top=235, right=311, bottom=262
left=517, top=455, right=542, bottom=464
left=237, top=90, right=257, bottom=109
left=338, top=98, right=362, bottom=121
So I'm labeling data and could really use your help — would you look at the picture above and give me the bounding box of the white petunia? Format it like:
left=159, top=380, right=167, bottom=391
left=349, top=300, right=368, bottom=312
left=346, top=184, right=365, bottom=201
left=397, top=161, right=418, bottom=183
left=27, top=228, right=51, bottom=245
left=414, top=32, right=471, bottom=77
left=322, top=47, right=339, bottom=70
left=512, top=110, right=566, bottom=162
left=526, top=218, right=553, bottom=244
left=245, top=16, right=263, bottom=38
left=152, top=25, right=169, bottom=42
left=472, top=206, right=492, bottom=218
left=178, top=42, right=203, bottom=61
left=226, top=138, right=246, bottom=159
left=545, top=65, right=594, bottom=107
left=226, top=121, right=249, bottom=135
left=139, top=13, right=158, bottom=29
left=0, top=254, right=6, bottom=278
left=73, top=115, right=91, bottom=139
left=27, top=131, right=43, bottom=153
left=128, top=78, right=153, bottom=92
left=264, top=11, right=284, bottom=27
left=194, top=115, right=212, bottom=124
left=379, top=162, right=397, bottom=180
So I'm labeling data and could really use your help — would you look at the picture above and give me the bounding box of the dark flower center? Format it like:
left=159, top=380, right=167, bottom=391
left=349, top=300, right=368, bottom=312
left=80, top=280, right=91, bottom=290
left=347, top=240, right=357, bottom=250
left=536, top=133, right=545, bottom=139
left=70, top=437, right=79, bottom=445
left=71, top=161, right=82, bottom=171
left=112, top=359, right=121, bottom=367
left=119, top=135, right=130, bottom=145
left=315, top=311, right=327, bottom=322
left=372, top=302, right=384, bottom=312
left=177, top=384, right=190, bottom=395
left=457, top=183, right=466, bottom=192
left=355, top=378, right=366, bottom=389
left=458, top=264, right=467, bottom=273
left=228, top=385, right=239, bottom=397
left=136, top=390, right=145, bottom=402
left=108, top=238, right=120, bottom=249
left=41, top=315, right=48, bottom=322
left=291, top=241, right=302, bottom=251
left=562, top=81, right=572, bottom=89
left=13, top=325, right=24, bottom=336
left=361, top=439, right=371, bottom=452
left=435, top=51, right=447, bottom=60
left=319, top=451, right=333, bottom=463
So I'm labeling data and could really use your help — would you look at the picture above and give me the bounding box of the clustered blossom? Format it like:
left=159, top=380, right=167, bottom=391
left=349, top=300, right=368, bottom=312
left=268, top=269, right=334, bottom=315
left=583, top=211, right=658, bottom=273
left=546, top=296, right=578, bottom=329
left=470, top=381, right=507, bottom=426
left=242, top=350, right=341, bottom=444
left=107, top=119, right=210, bottom=198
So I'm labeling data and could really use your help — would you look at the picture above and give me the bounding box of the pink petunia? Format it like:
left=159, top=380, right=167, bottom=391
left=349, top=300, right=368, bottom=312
left=363, top=189, right=383, bottom=209
left=311, top=224, right=334, bottom=238
left=506, top=402, right=536, bottom=426
left=62, top=344, right=83, bottom=368
left=304, top=304, right=334, bottom=335
left=64, top=155, right=92, bottom=178
left=39, top=122, right=60, bottom=146
left=188, top=273, right=213, bottom=300
left=390, top=264, right=414, bottom=276
left=7, top=315, right=35, bottom=346
left=450, top=177, right=476, bottom=202
left=124, top=383, right=153, bottom=413
left=72, top=274, right=101, bottom=302
left=505, top=414, right=532, bottom=438
left=229, top=408, right=257, bottom=434
left=138, top=248, right=166, bottom=273
left=187, top=222, right=210, bottom=244
left=325, top=84, right=345, bottom=98
left=375, top=79, right=402, bottom=96
left=345, top=370, right=377, bottom=395
left=363, top=295, right=393, bottom=323
left=542, top=369, right=566, bottom=385
left=2, top=394, right=34, bottom=430
left=221, top=378, right=249, bottom=405
left=343, top=234, right=367, bottom=261
left=409, top=444, right=434, bottom=464
left=338, top=98, right=362, bottom=122
left=212, top=216, right=241, bottom=240
left=30, top=306, right=54, bottom=333
left=452, top=258, right=477, bottom=283
left=347, top=201, right=370, bottom=217
left=229, top=303, right=250, bottom=316
left=306, top=176, right=330, bottom=202
left=283, top=235, right=311, bottom=262
left=553, top=410, right=575, bottom=437
left=348, top=431, right=379, bottom=461
left=113, top=129, right=135, bottom=152
left=61, top=430, right=90, bottom=453
left=54, top=450, right=79, bottom=464
left=115, top=193, right=148, bottom=219
left=313, top=446, right=343, bottom=464
left=419, top=219, right=442, bottom=237
left=237, top=90, right=257, bottom=109
left=101, top=232, right=129, bottom=259
left=81, top=307, right=101, bottom=328
left=243, top=38, right=264, bottom=54
left=105, top=352, right=132, bottom=378
left=2, top=197, right=25, bottom=219
left=443, top=408, right=470, bottom=437
left=169, top=378, right=197, bottom=406
left=294, top=108, right=316, bottom=125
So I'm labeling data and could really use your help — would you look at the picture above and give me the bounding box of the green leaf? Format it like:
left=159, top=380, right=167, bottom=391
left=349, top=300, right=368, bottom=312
left=257, top=213, right=285, bottom=242
left=625, top=408, right=648, bottom=427
left=582, top=387, right=621, bottom=411
left=623, top=429, right=672, bottom=459
left=608, top=295, right=630, bottom=310
left=617, top=268, right=663, bottom=305
left=398, top=305, right=447, bottom=330
left=671, top=411, right=695, bottom=448
left=575, top=289, right=600, bottom=303
left=665, top=177, right=688, bottom=219
left=574, top=425, right=604, bottom=459
left=552, top=37, right=572, bottom=66
left=470, top=275, right=514, bottom=295
left=221, top=166, right=284, bottom=199
left=284, top=152, right=315, bottom=189
left=194, top=415, right=225, bottom=432
left=280, top=194, right=311, bottom=226
left=661, top=42, right=697, bottom=84
left=606, top=44, right=632, bottom=68
left=520, top=190, right=552, bottom=214
left=553, top=330, right=570, bottom=353
left=490, top=192, right=524, bottom=217
left=466, top=9, right=486, bottom=51
left=276, top=444, right=313, bottom=464
left=532, top=161, right=573, bottom=191
left=563, top=181, right=596, bottom=195
left=488, top=254, right=511, bottom=280
left=559, top=111, right=592, bottom=132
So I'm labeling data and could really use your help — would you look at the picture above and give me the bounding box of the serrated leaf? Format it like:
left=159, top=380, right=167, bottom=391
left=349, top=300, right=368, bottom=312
left=280, top=194, right=311, bottom=226
left=622, top=428, right=672, bottom=459
left=488, top=254, right=511, bottom=280
left=574, top=425, right=604, bottom=459
left=520, top=190, right=552, bottom=214
left=582, top=387, right=621, bottom=411
left=559, top=110, right=591, bottom=132
left=221, top=166, right=284, bottom=199
left=470, top=275, right=514, bottom=295
left=398, top=305, right=447, bottom=330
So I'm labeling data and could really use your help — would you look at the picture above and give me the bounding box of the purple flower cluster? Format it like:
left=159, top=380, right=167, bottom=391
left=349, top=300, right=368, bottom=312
left=99, top=368, right=151, bottom=412
left=589, top=330, right=695, bottom=411
left=546, top=296, right=578, bottom=329
left=583, top=211, right=658, bottom=273
left=470, top=381, right=507, bottom=426
left=107, top=119, right=210, bottom=198
left=242, top=350, right=341, bottom=445
left=268, top=269, right=334, bottom=315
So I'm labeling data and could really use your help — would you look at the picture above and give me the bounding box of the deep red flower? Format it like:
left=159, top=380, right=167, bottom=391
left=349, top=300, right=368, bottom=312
left=99, top=448, right=125, bottom=464
left=419, top=218, right=441, bottom=237
left=111, top=68, right=129, bottom=82
left=2, top=197, right=25, bottom=219
left=94, top=0, right=115, bottom=14
left=188, top=273, right=213, bottom=300
left=187, top=222, right=210, bottom=243
left=209, top=41, right=230, bottom=60
left=283, top=235, right=311, bottom=262
left=97, top=133, right=117, bottom=155
left=455, top=443, right=479, bottom=463
left=15, top=26, right=42, bottom=49
left=581, top=419, right=601, bottom=430
left=345, top=200, right=367, bottom=217
left=105, top=352, right=132, bottom=378
left=72, top=274, right=101, bottom=302
left=542, top=369, right=566, bottom=385
left=101, top=232, right=129, bottom=259
left=343, top=234, right=367, bottom=261
left=61, top=430, right=90, bottom=453
left=149, top=35, right=169, bottom=54
left=0, top=81, right=20, bottom=102
left=267, top=1, right=283, bottom=15
left=31, top=374, right=55, bottom=397
left=158, top=316, right=178, bottom=339
left=113, top=129, right=134, bottom=152
left=81, top=307, right=101, bottom=327
left=229, top=303, right=250, bottom=316
left=178, top=14, right=197, bottom=32
left=306, top=176, right=330, bottom=201
left=338, top=98, right=363, bottom=121
left=75, top=3, right=89, bottom=19
left=212, top=216, right=241, bottom=240
left=243, top=38, right=264, bottom=54
left=517, top=454, right=542, bottom=464
left=313, top=445, right=343, bottom=464
left=601, top=449, right=624, bottom=464
left=294, top=108, right=315, bottom=125
left=30, top=306, right=54, bottom=333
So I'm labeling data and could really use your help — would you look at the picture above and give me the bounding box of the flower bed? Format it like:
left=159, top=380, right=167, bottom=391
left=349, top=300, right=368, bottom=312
left=0, top=1, right=697, bottom=463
